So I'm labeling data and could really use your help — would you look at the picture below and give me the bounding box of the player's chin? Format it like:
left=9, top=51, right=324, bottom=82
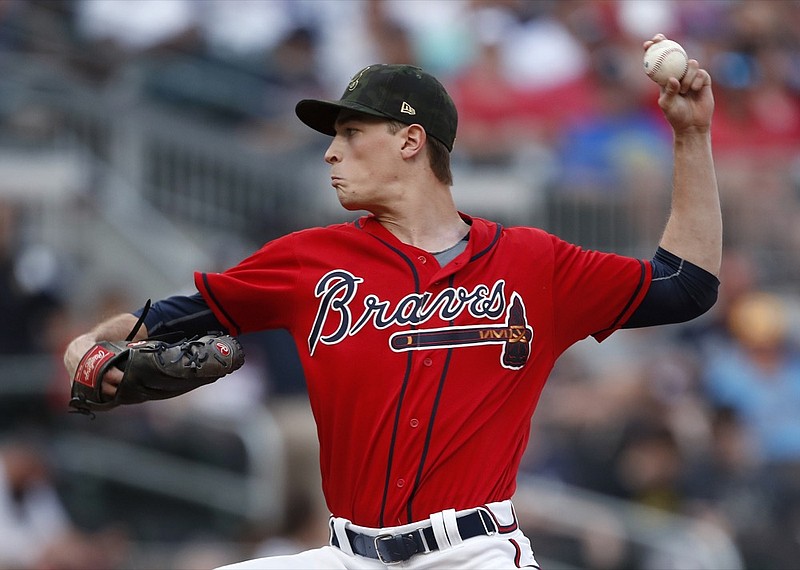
left=336, top=192, right=366, bottom=211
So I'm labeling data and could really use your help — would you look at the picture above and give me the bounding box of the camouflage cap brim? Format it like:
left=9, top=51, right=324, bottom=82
left=295, top=99, right=395, bottom=138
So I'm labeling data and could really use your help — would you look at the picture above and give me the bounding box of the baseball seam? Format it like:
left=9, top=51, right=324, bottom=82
left=647, top=48, right=687, bottom=78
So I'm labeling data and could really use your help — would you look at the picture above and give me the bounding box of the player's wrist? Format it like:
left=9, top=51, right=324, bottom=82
left=673, top=127, right=712, bottom=142
left=64, top=334, right=98, bottom=380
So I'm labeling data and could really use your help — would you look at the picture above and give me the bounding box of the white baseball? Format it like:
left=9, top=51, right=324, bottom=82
left=643, top=39, right=688, bottom=86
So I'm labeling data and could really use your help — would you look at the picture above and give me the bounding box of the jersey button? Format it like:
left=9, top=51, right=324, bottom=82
left=417, top=255, right=427, bottom=264
left=410, top=418, right=419, bottom=428
left=396, top=478, right=405, bottom=488
left=423, top=357, right=433, bottom=367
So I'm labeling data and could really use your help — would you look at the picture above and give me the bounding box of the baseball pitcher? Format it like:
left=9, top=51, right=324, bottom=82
left=63, top=34, right=720, bottom=569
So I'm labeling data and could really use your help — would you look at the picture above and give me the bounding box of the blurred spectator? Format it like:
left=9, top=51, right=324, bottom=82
left=519, top=341, right=643, bottom=488
left=449, top=2, right=595, bottom=165
left=380, top=0, right=474, bottom=74
left=363, top=2, right=416, bottom=66
left=448, top=6, right=543, bottom=165
left=74, top=0, right=199, bottom=55
left=241, top=26, right=327, bottom=150
left=497, top=1, right=589, bottom=92
left=0, top=438, right=128, bottom=569
left=698, top=290, right=800, bottom=563
left=0, top=201, right=63, bottom=355
left=701, top=291, right=800, bottom=465
left=0, top=440, right=68, bottom=567
left=553, top=40, right=669, bottom=195
left=197, top=0, right=300, bottom=62
left=547, top=40, right=671, bottom=249
left=684, top=406, right=775, bottom=568
left=308, top=0, right=472, bottom=96
left=71, top=0, right=200, bottom=82
left=707, top=0, right=800, bottom=159
left=609, top=420, right=687, bottom=513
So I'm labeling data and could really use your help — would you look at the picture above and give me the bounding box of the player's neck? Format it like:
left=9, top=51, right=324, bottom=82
left=373, top=189, right=469, bottom=253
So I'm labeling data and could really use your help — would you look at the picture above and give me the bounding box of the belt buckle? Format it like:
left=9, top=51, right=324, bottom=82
left=374, top=534, right=403, bottom=565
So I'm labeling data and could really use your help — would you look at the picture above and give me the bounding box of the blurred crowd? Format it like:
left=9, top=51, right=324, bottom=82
left=1, top=0, right=800, bottom=569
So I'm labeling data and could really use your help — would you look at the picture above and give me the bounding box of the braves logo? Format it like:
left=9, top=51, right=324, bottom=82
left=308, top=270, right=533, bottom=369
left=348, top=66, right=370, bottom=91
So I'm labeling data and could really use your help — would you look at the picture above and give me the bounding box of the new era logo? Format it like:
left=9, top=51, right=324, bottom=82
left=400, top=101, right=416, bottom=115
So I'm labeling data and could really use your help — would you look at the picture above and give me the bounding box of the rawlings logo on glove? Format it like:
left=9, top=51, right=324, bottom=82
left=74, top=345, right=117, bottom=388
left=69, top=334, right=245, bottom=416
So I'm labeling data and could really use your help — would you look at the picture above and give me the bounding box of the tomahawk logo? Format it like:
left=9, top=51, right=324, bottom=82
left=389, top=292, right=533, bottom=370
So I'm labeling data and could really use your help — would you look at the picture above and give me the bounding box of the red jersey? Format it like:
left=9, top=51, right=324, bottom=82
left=195, top=214, right=651, bottom=528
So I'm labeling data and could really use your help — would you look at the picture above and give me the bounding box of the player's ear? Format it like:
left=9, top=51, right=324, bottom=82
left=400, top=124, right=426, bottom=158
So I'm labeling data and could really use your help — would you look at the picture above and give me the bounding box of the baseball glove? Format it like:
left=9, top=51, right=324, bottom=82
left=69, top=333, right=245, bottom=416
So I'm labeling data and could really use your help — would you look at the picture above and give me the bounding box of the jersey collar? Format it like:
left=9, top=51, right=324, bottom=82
left=355, top=212, right=499, bottom=255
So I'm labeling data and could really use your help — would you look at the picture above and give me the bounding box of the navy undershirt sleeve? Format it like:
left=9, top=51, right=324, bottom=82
left=623, top=247, right=719, bottom=328
left=132, top=292, right=225, bottom=337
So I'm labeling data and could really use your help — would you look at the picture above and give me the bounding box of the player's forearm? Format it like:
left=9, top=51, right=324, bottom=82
left=63, top=313, right=147, bottom=379
left=658, top=130, right=721, bottom=277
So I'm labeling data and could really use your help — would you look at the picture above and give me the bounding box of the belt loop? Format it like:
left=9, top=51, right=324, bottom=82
left=429, top=510, right=451, bottom=551
left=331, top=517, right=354, bottom=556
left=477, top=507, right=497, bottom=535
left=442, top=509, right=463, bottom=547
left=416, top=527, right=432, bottom=553
left=486, top=500, right=519, bottom=533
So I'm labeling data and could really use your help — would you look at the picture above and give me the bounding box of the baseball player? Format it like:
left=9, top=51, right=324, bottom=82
left=63, top=35, right=720, bottom=569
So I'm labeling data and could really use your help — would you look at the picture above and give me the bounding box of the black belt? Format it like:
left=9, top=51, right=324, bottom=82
left=331, top=508, right=497, bottom=564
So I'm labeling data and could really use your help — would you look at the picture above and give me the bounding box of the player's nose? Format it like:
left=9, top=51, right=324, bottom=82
left=324, top=139, right=341, bottom=164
